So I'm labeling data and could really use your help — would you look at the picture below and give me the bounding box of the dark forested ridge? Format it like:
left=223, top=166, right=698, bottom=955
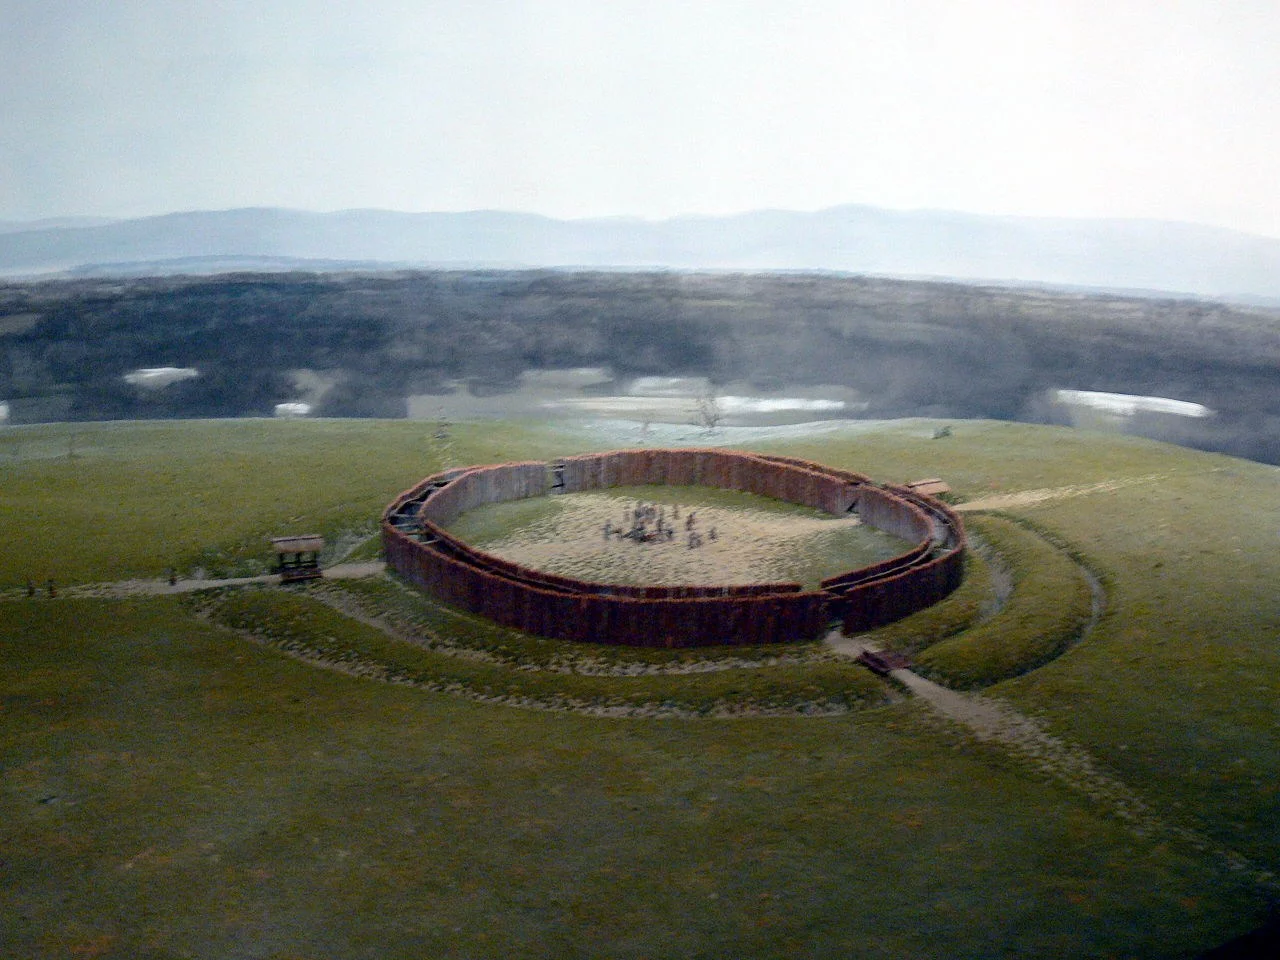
left=2, top=270, right=1278, bottom=463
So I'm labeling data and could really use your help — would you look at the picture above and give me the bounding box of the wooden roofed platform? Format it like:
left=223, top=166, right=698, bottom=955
left=271, top=535, right=325, bottom=582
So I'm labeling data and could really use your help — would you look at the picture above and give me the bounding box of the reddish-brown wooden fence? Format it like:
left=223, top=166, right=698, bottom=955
left=383, top=448, right=965, bottom=646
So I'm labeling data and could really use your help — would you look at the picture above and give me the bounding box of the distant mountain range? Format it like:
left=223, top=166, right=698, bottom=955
left=2, top=205, right=1280, bottom=299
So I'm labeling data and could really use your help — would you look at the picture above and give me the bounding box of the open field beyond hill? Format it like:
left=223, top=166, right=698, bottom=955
left=2, top=417, right=1279, bottom=959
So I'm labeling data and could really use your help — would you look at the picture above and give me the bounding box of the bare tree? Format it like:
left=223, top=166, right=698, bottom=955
left=428, top=410, right=456, bottom=467
left=694, top=388, right=723, bottom=433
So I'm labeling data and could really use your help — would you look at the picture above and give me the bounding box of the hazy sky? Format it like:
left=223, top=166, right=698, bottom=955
left=3, top=0, right=1278, bottom=236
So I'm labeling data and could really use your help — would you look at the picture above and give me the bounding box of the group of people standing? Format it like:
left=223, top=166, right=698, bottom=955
left=602, top=501, right=720, bottom=550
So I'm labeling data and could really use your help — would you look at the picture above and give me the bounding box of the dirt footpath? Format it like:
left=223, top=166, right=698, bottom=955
left=825, top=630, right=1273, bottom=888
left=54, top=561, right=386, bottom=599
left=955, top=474, right=1163, bottom=512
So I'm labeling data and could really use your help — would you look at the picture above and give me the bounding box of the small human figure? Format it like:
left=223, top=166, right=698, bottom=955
left=168, top=567, right=178, bottom=586
left=46, top=578, right=56, bottom=598
left=685, top=513, right=695, bottom=531
left=26, top=578, right=35, bottom=598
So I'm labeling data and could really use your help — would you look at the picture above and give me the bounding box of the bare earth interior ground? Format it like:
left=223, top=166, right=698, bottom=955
left=446, top=485, right=907, bottom=589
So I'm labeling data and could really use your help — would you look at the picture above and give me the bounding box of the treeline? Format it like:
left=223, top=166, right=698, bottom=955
left=1, top=270, right=1278, bottom=463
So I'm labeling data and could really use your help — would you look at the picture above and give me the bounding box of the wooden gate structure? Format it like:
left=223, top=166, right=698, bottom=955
left=271, top=535, right=325, bottom=583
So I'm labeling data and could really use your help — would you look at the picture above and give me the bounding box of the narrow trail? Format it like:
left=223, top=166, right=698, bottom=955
left=192, top=607, right=863, bottom=721
left=4, top=562, right=387, bottom=600
left=954, top=474, right=1164, bottom=513
left=830, top=630, right=1125, bottom=784
left=826, top=635, right=1274, bottom=893
left=825, top=512, right=1276, bottom=891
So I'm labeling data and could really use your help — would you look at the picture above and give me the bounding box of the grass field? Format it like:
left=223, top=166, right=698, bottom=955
left=3, top=416, right=1279, bottom=958
left=0, top=419, right=567, bottom=584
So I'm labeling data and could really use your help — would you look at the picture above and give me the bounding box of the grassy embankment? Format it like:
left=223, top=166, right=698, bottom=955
left=3, top=417, right=1279, bottom=958
left=908, top=514, right=1095, bottom=689
left=191, top=586, right=886, bottom=716
left=315, top=573, right=832, bottom=671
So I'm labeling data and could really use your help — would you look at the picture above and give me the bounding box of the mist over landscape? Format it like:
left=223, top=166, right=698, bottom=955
left=3, top=261, right=1278, bottom=465
left=5, top=204, right=1280, bottom=302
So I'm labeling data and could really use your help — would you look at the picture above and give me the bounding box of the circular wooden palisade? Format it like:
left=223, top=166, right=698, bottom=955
left=382, top=448, right=965, bottom=647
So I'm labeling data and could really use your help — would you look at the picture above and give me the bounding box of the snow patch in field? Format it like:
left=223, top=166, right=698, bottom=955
left=123, top=366, right=199, bottom=388
left=629, top=376, right=711, bottom=396
left=1055, top=389, right=1211, bottom=419
left=718, top=396, right=848, bottom=414
left=560, top=417, right=911, bottom=447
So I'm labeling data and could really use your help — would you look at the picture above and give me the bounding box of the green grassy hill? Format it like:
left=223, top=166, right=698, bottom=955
left=2, top=417, right=1278, bottom=959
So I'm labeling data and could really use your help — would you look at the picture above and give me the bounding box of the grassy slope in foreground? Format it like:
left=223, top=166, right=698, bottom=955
left=2, top=416, right=1279, bottom=958
left=1, top=597, right=1258, bottom=959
